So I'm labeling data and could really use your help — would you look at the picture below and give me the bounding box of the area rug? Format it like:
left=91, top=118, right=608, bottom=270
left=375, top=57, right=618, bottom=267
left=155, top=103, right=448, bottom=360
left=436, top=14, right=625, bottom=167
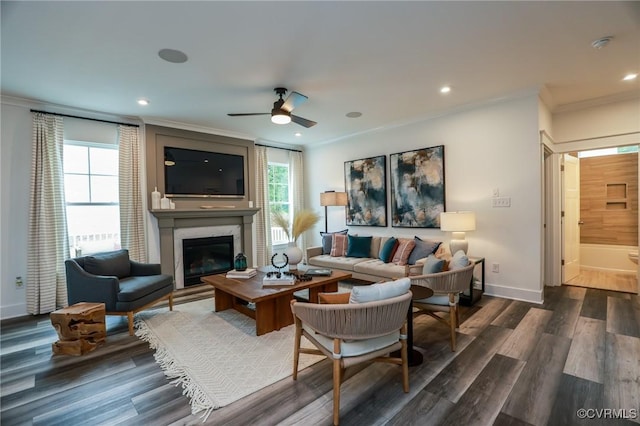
left=134, top=299, right=325, bottom=420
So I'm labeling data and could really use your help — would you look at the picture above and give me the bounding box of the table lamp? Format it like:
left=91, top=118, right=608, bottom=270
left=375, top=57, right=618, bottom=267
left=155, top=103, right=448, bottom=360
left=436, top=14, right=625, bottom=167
left=440, top=211, right=476, bottom=254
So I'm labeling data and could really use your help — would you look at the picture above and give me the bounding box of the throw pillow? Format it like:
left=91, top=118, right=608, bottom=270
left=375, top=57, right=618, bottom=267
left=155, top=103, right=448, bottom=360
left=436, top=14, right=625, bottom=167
left=391, top=238, right=416, bottom=266
left=408, top=236, right=442, bottom=265
left=449, top=250, right=470, bottom=270
left=84, top=249, right=131, bottom=279
left=330, top=234, right=348, bottom=257
left=346, top=235, right=373, bottom=258
left=422, top=254, right=445, bottom=274
left=318, top=292, right=351, bottom=304
left=320, top=229, right=348, bottom=255
left=379, top=237, right=399, bottom=263
left=349, top=277, right=411, bottom=304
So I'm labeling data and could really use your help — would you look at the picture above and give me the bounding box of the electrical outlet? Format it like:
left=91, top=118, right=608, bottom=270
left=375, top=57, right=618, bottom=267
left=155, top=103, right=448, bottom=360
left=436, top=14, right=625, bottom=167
left=491, top=263, right=499, bottom=273
left=15, top=276, right=23, bottom=288
left=492, top=197, right=511, bottom=208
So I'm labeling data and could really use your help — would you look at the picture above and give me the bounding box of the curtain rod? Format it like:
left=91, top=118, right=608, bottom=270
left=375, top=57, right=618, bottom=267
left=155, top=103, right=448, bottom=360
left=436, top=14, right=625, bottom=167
left=255, top=143, right=302, bottom=153
left=30, top=109, right=140, bottom=128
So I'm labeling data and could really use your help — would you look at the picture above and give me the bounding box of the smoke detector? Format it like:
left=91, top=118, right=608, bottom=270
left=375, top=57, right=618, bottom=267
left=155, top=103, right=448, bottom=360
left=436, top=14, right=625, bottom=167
left=591, top=36, right=613, bottom=49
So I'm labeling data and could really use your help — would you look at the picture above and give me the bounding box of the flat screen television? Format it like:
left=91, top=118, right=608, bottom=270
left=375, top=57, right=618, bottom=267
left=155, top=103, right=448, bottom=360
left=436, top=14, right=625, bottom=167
left=164, top=146, right=245, bottom=197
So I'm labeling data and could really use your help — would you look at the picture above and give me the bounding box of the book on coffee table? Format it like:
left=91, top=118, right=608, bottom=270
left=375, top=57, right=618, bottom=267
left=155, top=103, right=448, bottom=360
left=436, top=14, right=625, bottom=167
left=226, top=268, right=257, bottom=279
left=262, top=275, right=296, bottom=286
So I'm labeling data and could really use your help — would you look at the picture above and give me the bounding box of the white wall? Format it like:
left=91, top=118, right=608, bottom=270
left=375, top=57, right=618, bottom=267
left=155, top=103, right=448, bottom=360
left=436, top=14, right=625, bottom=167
left=1, top=103, right=32, bottom=318
left=553, top=97, right=640, bottom=142
left=305, top=94, right=544, bottom=302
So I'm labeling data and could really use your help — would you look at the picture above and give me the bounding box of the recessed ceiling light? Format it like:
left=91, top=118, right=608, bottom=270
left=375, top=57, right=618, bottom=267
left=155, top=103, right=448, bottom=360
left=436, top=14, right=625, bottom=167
left=158, top=48, right=188, bottom=63
left=440, top=86, right=451, bottom=94
left=623, top=73, right=638, bottom=81
left=346, top=112, right=362, bottom=118
left=295, top=132, right=302, bottom=137
left=137, top=99, right=149, bottom=106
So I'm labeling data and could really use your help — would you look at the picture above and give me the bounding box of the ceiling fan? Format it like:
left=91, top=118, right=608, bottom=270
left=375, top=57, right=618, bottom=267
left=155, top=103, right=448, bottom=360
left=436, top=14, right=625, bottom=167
left=228, top=87, right=317, bottom=128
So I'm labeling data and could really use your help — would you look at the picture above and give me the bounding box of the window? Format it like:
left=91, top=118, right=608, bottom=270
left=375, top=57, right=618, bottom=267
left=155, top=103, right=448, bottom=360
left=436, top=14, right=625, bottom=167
left=64, top=141, right=120, bottom=256
left=268, top=162, right=290, bottom=246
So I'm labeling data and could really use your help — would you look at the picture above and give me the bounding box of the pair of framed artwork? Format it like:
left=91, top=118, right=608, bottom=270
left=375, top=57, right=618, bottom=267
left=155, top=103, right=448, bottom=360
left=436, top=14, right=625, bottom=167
left=343, top=145, right=445, bottom=228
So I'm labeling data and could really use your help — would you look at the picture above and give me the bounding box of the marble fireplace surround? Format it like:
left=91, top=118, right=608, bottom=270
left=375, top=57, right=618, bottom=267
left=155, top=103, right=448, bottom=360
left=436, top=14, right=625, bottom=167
left=150, top=208, right=259, bottom=288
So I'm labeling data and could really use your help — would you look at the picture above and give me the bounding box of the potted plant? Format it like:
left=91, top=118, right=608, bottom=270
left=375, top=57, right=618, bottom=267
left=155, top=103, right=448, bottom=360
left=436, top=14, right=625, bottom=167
left=272, top=209, right=320, bottom=270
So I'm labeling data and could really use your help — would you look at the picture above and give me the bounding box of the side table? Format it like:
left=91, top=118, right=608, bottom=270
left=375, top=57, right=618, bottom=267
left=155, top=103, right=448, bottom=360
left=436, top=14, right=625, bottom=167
left=459, top=257, right=485, bottom=306
left=50, top=302, right=106, bottom=356
left=392, top=286, right=434, bottom=367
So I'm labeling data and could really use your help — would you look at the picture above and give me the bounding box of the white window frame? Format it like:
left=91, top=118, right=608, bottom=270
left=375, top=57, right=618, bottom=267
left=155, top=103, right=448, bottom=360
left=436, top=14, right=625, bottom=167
left=64, top=139, right=120, bottom=256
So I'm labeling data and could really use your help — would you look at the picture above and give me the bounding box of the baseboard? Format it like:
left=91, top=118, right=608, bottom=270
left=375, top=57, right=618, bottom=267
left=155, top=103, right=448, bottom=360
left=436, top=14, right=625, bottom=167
left=0, top=303, right=28, bottom=320
left=484, top=283, right=543, bottom=304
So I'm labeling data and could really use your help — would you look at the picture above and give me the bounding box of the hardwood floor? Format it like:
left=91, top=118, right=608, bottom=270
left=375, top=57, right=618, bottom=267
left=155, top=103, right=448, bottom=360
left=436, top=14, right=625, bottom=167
left=2, top=284, right=639, bottom=425
left=565, top=268, right=638, bottom=294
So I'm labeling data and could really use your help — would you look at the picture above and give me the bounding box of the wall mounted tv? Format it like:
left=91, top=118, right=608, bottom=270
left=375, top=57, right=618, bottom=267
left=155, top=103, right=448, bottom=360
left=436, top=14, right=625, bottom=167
left=164, top=146, right=245, bottom=198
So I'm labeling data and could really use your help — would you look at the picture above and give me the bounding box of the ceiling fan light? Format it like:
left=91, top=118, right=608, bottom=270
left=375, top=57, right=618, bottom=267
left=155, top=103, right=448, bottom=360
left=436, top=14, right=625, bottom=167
left=271, top=111, right=291, bottom=125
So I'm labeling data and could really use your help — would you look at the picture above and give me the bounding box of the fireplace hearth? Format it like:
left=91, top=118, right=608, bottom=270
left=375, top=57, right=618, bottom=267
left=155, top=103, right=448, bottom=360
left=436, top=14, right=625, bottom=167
left=182, top=235, right=234, bottom=286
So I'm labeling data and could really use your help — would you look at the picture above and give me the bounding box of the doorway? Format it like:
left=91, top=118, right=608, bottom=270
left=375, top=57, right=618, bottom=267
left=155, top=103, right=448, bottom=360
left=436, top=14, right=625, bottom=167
left=561, top=146, right=639, bottom=293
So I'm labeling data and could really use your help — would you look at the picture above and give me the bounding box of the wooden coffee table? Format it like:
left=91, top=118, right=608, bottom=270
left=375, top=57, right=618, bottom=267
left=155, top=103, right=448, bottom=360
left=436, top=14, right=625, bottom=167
left=201, top=270, right=352, bottom=335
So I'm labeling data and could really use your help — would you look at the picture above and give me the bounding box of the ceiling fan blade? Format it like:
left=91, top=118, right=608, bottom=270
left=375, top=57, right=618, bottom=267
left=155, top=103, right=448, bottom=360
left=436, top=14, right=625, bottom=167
left=281, top=91, right=308, bottom=112
left=227, top=113, right=270, bottom=117
left=291, top=115, right=317, bottom=128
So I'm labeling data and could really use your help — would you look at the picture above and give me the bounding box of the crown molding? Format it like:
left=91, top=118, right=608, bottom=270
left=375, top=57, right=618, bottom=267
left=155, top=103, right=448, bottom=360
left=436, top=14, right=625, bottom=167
left=1, top=95, right=143, bottom=126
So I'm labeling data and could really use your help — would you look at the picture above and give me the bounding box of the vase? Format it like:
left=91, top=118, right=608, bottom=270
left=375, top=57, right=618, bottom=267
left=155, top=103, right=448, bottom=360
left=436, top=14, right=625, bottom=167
left=284, top=242, right=303, bottom=271
left=234, top=253, right=247, bottom=271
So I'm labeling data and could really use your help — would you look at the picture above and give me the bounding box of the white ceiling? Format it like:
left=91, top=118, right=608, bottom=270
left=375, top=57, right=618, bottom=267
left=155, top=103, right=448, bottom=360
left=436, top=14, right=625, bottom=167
left=2, top=1, right=639, bottom=146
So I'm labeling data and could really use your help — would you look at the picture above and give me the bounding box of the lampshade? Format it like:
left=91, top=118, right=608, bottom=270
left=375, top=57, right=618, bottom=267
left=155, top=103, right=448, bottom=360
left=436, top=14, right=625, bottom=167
left=320, top=191, right=348, bottom=207
left=271, top=110, right=291, bottom=125
left=440, top=211, right=476, bottom=232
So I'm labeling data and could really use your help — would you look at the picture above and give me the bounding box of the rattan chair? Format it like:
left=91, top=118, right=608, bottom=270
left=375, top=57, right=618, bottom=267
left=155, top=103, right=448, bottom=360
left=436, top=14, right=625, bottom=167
left=290, top=291, right=412, bottom=425
left=409, top=261, right=475, bottom=351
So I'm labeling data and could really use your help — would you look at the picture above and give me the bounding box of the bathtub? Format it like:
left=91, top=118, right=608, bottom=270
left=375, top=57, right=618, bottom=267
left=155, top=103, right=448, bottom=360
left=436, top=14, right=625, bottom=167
left=580, top=243, right=638, bottom=274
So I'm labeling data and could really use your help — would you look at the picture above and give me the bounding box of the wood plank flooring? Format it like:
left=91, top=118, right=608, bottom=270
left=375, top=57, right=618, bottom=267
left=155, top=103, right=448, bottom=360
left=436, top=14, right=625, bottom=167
left=2, top=284, right=639, bottom=426
left=565, top=268, right=638, bottom=294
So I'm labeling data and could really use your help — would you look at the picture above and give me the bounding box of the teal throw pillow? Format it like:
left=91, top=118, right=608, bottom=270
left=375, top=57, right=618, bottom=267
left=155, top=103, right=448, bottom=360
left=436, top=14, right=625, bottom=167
left=379, top=237, right=398, bottom=263
left=346, top=235, right=372, bottom=258
left=408, top=236, right=442, bottom=265
left=349, top=277, right=411, bottom=304
left=422, top=254, right=445, bottom=274
left=449, top=250, right=470, bottom=270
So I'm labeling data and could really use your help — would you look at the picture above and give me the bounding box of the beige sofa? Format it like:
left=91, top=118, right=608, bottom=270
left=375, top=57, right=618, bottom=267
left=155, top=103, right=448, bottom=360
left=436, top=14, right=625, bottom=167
left=306, top=235, right=446, bottom=282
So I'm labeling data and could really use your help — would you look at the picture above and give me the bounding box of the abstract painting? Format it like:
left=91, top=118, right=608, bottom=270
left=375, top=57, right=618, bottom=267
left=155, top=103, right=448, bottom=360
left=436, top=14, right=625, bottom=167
left=344, top=155, right=387, bottom=226
left=390, top=145, right=445, bottom=228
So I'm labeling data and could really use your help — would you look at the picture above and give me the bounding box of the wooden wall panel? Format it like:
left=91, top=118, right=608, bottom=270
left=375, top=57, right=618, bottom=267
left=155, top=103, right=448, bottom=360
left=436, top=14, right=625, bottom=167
left=580, top=153, right=638, bottom=246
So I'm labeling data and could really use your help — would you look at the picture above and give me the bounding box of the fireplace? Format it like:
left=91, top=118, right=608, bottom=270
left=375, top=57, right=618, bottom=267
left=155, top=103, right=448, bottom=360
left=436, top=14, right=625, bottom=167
left=182, top=235, right=234, bottom=286
left=150, top=208, right=258, bottom=289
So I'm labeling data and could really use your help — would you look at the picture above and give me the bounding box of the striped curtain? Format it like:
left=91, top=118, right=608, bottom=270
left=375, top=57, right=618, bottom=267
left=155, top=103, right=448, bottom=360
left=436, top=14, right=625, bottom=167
left=118, top=125, right=147, bottom=262
left=289, top=150, right=307, bottom=255
left=27, top=113, right=69, bottom=314
left=255, top=145, right=272, bottom=266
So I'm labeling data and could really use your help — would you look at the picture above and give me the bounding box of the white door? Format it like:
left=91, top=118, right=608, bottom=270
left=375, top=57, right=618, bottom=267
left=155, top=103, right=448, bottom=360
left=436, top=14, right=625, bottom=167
left=562, top=153, right=580, bottom=282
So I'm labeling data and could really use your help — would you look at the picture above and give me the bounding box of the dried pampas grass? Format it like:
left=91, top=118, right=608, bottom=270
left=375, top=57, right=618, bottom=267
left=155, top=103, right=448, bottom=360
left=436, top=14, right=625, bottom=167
left=272, top=209, right=320, bottom=242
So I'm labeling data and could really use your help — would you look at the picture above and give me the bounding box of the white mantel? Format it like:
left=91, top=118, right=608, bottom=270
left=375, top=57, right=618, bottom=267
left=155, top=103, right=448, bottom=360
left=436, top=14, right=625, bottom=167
left=150, top=208, right=259, bottom=283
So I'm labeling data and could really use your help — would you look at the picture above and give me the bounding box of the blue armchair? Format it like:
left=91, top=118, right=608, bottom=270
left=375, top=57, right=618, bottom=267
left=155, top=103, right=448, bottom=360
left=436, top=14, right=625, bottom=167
left=65, top=249, right=174, bottom=335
